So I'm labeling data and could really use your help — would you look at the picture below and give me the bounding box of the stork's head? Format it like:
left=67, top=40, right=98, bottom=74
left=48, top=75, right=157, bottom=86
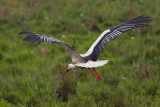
left=63, top=64, right=76, bottom=75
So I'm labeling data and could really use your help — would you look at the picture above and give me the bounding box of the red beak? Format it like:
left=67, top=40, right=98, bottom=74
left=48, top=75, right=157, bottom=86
left=63, top=68, right=69, bottom=75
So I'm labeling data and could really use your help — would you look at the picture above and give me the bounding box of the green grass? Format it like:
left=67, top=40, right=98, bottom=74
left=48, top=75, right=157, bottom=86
left=0, top=0, right=160, bottom=106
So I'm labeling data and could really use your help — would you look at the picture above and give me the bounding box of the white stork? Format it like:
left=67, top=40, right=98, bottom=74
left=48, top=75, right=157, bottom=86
left=20, top=16, right=151, bottom=80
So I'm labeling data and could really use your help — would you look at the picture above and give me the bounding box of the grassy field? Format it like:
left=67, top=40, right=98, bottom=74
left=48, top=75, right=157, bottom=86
left=0, top=0, right=160, bottom=106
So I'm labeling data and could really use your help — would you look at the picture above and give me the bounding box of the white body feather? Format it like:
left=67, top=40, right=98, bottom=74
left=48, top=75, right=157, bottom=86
left=75, top=60, right=109, bottom=68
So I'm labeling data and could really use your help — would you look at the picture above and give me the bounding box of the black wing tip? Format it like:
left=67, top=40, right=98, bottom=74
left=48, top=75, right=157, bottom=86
left=125, top=15, right=152, bottom=28
left=134, top=15, right=152, bottom=19
left=131, top=15, right=152, bottom=23
left=19, top=29, right=33, bottom=35
left=20, top=29, right=41, bottom=45
left=23, top=36, right=42, bottom=45
left=21, top=29, right=50, bottom=45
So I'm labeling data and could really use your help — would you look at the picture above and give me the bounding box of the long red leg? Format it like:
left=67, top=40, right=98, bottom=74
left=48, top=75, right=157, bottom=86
left=88, top=68, right=96, bottom=76
left=92, top=68, right=102, bottom=80
left=88, top=68, right=102, bottom=80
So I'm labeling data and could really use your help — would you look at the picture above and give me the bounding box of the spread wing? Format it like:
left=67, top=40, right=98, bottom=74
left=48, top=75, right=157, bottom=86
left=20, top=29, right=85, bottom=63
left=81, top=16, right=151, bottom=61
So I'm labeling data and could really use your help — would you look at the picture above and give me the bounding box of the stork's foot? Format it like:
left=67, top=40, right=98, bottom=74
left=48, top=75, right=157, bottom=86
left=95, top=75, right=102, bottom=80
left=93, top=68, right=102, bottom=80
left=88, top=68, right=102, bottom=80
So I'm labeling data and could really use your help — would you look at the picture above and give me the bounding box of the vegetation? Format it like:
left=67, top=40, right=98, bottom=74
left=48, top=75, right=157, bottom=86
left=0, top=0, right=160, bottom=106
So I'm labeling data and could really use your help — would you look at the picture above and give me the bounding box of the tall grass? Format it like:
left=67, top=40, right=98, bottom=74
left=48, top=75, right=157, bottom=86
left=0, top=0, right=160, bottom=106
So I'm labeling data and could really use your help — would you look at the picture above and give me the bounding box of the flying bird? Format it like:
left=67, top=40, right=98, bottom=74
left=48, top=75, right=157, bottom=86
left=20, top=16, right=151, bottom=80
